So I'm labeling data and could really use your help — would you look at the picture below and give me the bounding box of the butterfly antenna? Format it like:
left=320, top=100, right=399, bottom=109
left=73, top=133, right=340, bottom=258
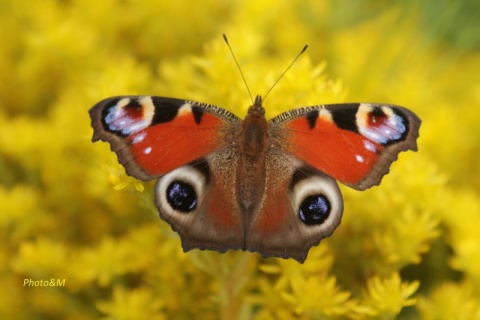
left=223, top=34, right=254, bottom=104
left=263, top=44, right=308, bottom=101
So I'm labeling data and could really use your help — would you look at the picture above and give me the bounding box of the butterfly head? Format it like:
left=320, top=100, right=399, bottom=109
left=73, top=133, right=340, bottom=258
left=247, top=95, right=265, bottom=117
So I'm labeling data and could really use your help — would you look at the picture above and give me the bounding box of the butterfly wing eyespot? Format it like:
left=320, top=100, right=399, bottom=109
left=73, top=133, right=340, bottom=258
left=289, top=168, right=343, bottom=234
left=166, top=182, right=198, bottom=212
left=155, top=163, right=207, bottom=218
left=298, top=195, right=331, bottom=225
left=270, top=103, right=421, bottom=190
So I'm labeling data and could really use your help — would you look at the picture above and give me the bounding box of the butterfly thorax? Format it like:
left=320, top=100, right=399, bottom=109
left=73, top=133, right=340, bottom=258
left=241, top=96, right=268, bottom=156
left=237, top=96, right=269, bottom=211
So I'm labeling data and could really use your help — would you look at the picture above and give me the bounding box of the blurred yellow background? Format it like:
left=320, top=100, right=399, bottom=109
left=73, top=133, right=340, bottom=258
left=1, top=0, right=479, bottom=319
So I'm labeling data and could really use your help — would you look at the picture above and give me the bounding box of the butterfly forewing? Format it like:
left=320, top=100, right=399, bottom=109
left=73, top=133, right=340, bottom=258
left=270, top=103, right=420, bottom=190
left=89, top=96, right=241, bottom=180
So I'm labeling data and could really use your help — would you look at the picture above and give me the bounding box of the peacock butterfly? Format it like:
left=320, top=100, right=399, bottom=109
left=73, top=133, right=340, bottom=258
left=89, top=95, right=420, bottom=262
left=89, top=40, right=421, bottom=263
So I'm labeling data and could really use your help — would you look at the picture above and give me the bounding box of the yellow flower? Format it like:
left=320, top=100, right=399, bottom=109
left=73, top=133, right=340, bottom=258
left=71, top=237, right=132, bottom=287
left=11, top=238, right=68, bottom=278
left=282, top=275, right=356, bottom=318
left=102, top=162, right=145, bottom=192
left=96, top=286, right=165, bottom=320
left=417, top=282, right=480, bottom=320
left=375, top=207, right=439, bottom=266
left=362, top=273, right=419, bottom=318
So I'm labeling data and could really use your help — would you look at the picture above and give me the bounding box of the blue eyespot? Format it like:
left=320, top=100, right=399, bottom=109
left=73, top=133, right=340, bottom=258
left=166, top=181, right=197, bottom=213
left=298, top=194, right=330, bottom=225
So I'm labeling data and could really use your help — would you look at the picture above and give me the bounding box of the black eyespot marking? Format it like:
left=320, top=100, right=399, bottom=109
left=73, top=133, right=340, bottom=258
left=191, top=106, right=204, bottom=125
left=166, top=181, right=197, bottom=213
left=328, top=104, right=360, bottom=133
left=298, top=194, right=331, bottom=225
left=306, top=110, right=319, bottom=129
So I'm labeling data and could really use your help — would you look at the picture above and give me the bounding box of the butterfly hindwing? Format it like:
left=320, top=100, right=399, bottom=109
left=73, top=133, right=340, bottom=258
left=154, top=154, right=245, bottom=253
left=245, top=151, right=343, bottom=262
left=270, top=103, right=421, bottom=190
left=89, top=96, right=241, bottom=180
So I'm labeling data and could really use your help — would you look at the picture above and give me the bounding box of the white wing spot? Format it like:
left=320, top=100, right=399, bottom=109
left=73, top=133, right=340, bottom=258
left=356, top=155, right=364, bottom=163
left=144, top=147, right=152, bottom=154
left=132, top=132, right=146, bottom=144
left=363, top=140, right=376, bottom=152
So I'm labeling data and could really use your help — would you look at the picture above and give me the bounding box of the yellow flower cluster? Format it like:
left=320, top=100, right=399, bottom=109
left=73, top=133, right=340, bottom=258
left=1, top=0, right=479, bottom=319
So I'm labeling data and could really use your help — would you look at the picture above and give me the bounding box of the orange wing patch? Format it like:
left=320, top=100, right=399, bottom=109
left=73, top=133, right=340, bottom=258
left=281, top=114, right=383, bottom=186
left=128, top=112, right=226, bottom=176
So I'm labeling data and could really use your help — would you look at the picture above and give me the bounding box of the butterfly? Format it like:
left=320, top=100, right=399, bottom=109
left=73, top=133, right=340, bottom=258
left=89, top=93, right=420, bottom=262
